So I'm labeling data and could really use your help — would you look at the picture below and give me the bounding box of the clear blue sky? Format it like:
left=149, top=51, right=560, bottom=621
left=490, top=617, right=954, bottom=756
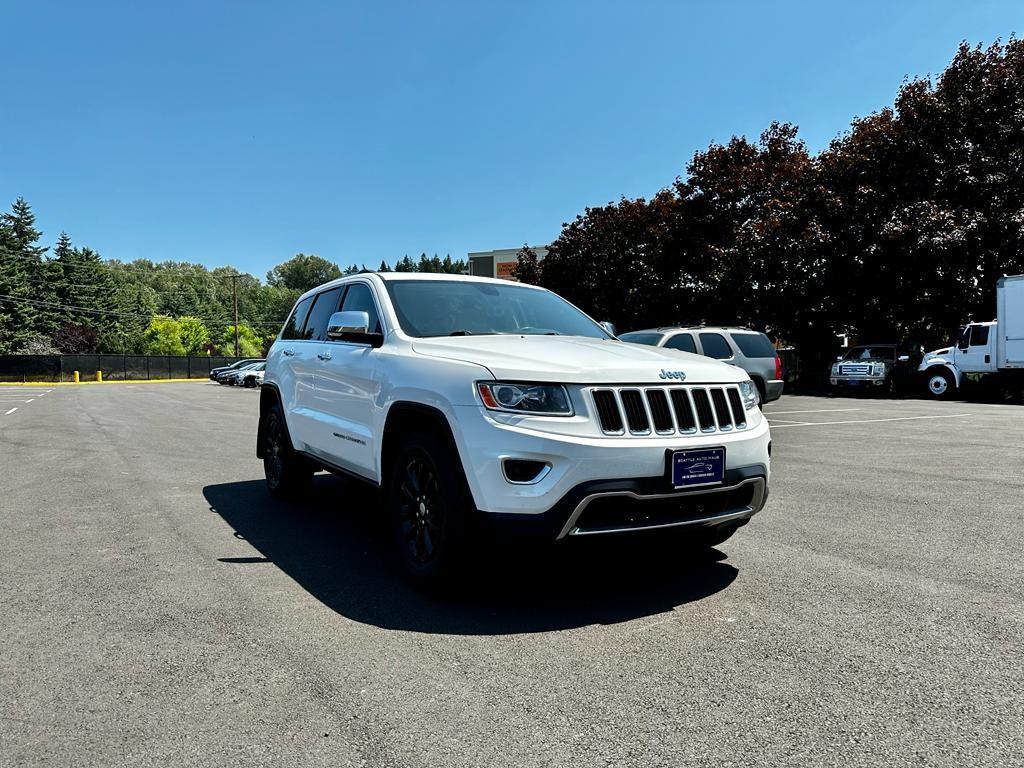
left=2, top=1, right=1021, bottom=278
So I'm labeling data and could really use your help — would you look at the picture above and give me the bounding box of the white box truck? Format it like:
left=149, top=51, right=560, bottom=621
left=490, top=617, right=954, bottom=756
left=919, top=275, right=1024, bottom=398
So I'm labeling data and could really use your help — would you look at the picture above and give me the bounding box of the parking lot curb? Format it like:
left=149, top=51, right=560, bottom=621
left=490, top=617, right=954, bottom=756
left=0, top=378, right=206, bottom=386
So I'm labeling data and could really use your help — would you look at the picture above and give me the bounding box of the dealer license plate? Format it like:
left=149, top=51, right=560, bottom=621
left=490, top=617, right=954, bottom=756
left=671, top=447, right=725, bottom=488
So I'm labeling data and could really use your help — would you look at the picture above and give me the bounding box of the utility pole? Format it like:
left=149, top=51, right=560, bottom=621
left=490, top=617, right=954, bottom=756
left=231, top=274, right=240, bottom=357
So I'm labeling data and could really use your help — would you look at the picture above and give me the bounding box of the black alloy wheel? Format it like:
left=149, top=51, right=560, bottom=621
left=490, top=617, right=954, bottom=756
left=262, top=405, right=312, bottom=497
left=396, top=451, right=445, bottom=566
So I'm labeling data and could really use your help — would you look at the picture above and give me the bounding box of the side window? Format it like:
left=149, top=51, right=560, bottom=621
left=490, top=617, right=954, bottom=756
left=281, top=296, right=315, bottom=340
left=302, top=287, right=345, bottom=341
left=664, top=333, right=697, bottom=353
left=970, top=325, right=989, bottom=346
left=698, top=332, right=733, bottom=359
left=339, top=283, right=382, bottom=334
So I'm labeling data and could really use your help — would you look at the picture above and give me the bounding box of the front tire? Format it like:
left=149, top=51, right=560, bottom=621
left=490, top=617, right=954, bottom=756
left=388, top=431, right=471, bottom=589
left=262, top=405, right=313, bottom=498
left=925, top=368, right=955, bottom=400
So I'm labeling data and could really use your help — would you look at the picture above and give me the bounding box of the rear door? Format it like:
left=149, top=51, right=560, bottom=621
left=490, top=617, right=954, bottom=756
left=310, top=281, right=384, bottom=479
left=696, top=331, right=735, bottom=362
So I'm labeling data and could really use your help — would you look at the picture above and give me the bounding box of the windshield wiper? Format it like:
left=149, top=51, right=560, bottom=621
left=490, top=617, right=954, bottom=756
left=448, top=330, right=474, bottom=336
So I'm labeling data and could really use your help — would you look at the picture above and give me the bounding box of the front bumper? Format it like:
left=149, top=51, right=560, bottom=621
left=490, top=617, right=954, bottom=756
left=830, top=376, right=887, bottom=387
left=450, top=403, right=771, bottom=528
left=480, top=465, right=768, bottom=540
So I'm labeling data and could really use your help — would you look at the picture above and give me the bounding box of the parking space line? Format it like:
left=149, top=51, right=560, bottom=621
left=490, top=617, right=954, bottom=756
left=771, top=413, right=970, bottom=428
left=4, top=408, right=17, bottom=415
left=765, top=417, right=811, bottom=424
left=764, top=408, right=861, bottom=415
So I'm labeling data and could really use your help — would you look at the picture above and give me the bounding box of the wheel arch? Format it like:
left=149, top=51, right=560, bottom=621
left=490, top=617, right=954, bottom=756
left=257, top=384, right=293, bottom=458
left=380, top=401, right=477, bottom=508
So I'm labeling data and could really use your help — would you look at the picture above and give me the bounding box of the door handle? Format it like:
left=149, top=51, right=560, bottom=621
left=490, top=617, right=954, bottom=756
left=317, top=352, right=332, bottom=361
left=282, top=349, right=295, bottom=357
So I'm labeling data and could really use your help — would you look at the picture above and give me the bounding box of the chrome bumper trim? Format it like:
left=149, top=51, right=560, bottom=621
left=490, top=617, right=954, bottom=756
left=556, top=477, right=767, bottom=539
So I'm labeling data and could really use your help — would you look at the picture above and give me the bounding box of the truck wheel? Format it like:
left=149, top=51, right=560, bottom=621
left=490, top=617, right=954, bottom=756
left=388, top=431, right=470, bottom=589
left=262, top=404, right=313, bottom=497
left=925, top=369, right=954, bottom=400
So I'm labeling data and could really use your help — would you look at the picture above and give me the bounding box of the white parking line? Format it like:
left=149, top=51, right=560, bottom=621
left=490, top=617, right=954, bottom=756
left=4, top=408, right=17, bottom=415
left=764, top=408, right=861, bottom=415
left=770, top=413, right=970, bottom=428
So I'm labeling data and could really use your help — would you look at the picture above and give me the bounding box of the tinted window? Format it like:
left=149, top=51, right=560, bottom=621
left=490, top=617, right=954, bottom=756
left=302, top=286, right=345, bottom=341
left=664, top=333, right=697, bottom=353
left=698, top=332, right=733, bottom=359
left=619, top=332, right=665, bottom=346
left=384, top=280, right=610, bottom=339
left=281, top=296, right=314, bottom=340
left=340, top=282, right=382, bottom=334
left=970, top=325, right=990, bottom=346
left=729, top=332, right=776, bottom=358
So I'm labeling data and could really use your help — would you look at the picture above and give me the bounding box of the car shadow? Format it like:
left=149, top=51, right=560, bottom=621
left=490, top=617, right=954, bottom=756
left=203, top=476, right=739, bottom=636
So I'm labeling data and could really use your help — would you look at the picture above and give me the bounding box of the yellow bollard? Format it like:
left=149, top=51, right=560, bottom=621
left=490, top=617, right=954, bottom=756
left=96, top=370, right=103, bottom=382
left=73, top=371, right=80, bottom=383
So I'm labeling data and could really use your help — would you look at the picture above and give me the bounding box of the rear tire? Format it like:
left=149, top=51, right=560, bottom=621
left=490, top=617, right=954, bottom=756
left=925, top=368, right=954, bottom=400
left=388, top=431, right=471, bottom=589
left=262, top=405, right=313, bottom=498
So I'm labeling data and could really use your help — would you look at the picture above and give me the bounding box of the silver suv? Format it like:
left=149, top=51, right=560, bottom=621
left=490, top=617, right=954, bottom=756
left=619, top=326, right=784, bottom=403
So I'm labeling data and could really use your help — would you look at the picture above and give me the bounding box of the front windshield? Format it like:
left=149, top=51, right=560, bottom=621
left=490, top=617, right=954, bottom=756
left=842, top=346, right=895, bottom=361
left=384, top=280, right=611, bottom=339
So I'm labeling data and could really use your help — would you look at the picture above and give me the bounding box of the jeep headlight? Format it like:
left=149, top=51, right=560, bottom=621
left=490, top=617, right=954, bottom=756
left=831, top=363, right=841, bottom=376
left=872, top=363, right=885, bottom=376
left=738, top=380, right=759, bottom=410
left=477, top=382, right=573, bottom=416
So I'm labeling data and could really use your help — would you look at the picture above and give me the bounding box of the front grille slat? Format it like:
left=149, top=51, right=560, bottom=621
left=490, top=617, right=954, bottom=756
left=620, top=389, right=650, bottom=433
left=691, top=388, right=715, bottom=431
left=710, top=388, right=733, bottom=430
left=592, top=389, right=623, bottom=433
left=591, top=385, right=749, bottom=437
left=727, top=388, right=747, bottom=427
left=645, top=389, right=674, bottom=432
left=670, top=389, right=697, bottom=432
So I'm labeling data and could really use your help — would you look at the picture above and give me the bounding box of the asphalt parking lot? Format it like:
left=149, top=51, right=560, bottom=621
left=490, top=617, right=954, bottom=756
left=1, top=383, right=1022, bottom=767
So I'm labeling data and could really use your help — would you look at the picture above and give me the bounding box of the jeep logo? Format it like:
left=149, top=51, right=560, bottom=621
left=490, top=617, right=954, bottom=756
left=659, top=369, right=686, bottom=381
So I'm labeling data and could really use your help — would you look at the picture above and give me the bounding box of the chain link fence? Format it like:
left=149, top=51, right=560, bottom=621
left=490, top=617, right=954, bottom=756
left=0, top=354, right=251, bottom=382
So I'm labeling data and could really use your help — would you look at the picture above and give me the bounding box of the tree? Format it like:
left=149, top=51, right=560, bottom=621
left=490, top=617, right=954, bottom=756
left=511, top=244, right=543, bottom=284
left=266, top=253, right=342, bottom=292
left=177, top=316, right=210, bottom=355
left=144, top=317, right=186, bottom=355
left=0, top=198, right=49, bottom=353
left=53, top=323, right=100, bottom=353
left=215, top=323, right=262, bottom=357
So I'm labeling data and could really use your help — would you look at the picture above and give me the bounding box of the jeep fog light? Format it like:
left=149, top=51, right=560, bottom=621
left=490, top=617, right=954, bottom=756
left=738, top=380, right=759, bottom=410
left=502, top=459, right=551, bottom=484
left=477, top=382, right=573, bottom=416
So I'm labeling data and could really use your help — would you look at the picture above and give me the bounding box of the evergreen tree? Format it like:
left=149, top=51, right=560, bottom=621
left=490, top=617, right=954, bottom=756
left=0, top=198, right=49, bottom=352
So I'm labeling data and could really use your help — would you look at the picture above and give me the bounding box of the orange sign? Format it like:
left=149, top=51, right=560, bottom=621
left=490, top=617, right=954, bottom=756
left=496, top=261, right=518, bottom=280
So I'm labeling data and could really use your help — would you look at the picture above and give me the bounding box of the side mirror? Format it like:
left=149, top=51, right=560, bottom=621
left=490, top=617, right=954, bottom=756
left=326, top=311, right=383, bottom=347
left=897, top=355, right=910, bottom=362
left=835, top=355, right=843, bottom=361
left=599, top=321, right=617, bottom=336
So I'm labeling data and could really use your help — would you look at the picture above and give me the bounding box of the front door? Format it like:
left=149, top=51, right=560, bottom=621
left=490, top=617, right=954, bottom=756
left=310, top=281, right=384, bottom=480
left=954, top=323, right=996, bottom=373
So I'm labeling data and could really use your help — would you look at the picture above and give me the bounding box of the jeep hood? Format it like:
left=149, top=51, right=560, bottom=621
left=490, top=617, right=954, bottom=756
left=410, top=335, right=746, bottom=384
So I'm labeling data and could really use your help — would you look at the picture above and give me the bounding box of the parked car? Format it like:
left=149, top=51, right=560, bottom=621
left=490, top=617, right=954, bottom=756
left=240, top=363, right=266, bottom=388
left=618, top=326, right=784, bottom=404
left=219, top=361, right=264, bottom=385
left=829, top=343, right=921, bottom=395
left=258, top=273, right=771, bottom=587
left=210, top=358, right=264, bottom=381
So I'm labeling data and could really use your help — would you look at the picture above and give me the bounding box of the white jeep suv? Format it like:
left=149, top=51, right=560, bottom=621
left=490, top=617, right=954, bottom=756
left=258, top=273, right=771, bottom=585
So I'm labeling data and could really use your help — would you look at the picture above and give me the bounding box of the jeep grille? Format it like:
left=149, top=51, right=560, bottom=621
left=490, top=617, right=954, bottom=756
left=588, top=385, right=749, bottom=436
